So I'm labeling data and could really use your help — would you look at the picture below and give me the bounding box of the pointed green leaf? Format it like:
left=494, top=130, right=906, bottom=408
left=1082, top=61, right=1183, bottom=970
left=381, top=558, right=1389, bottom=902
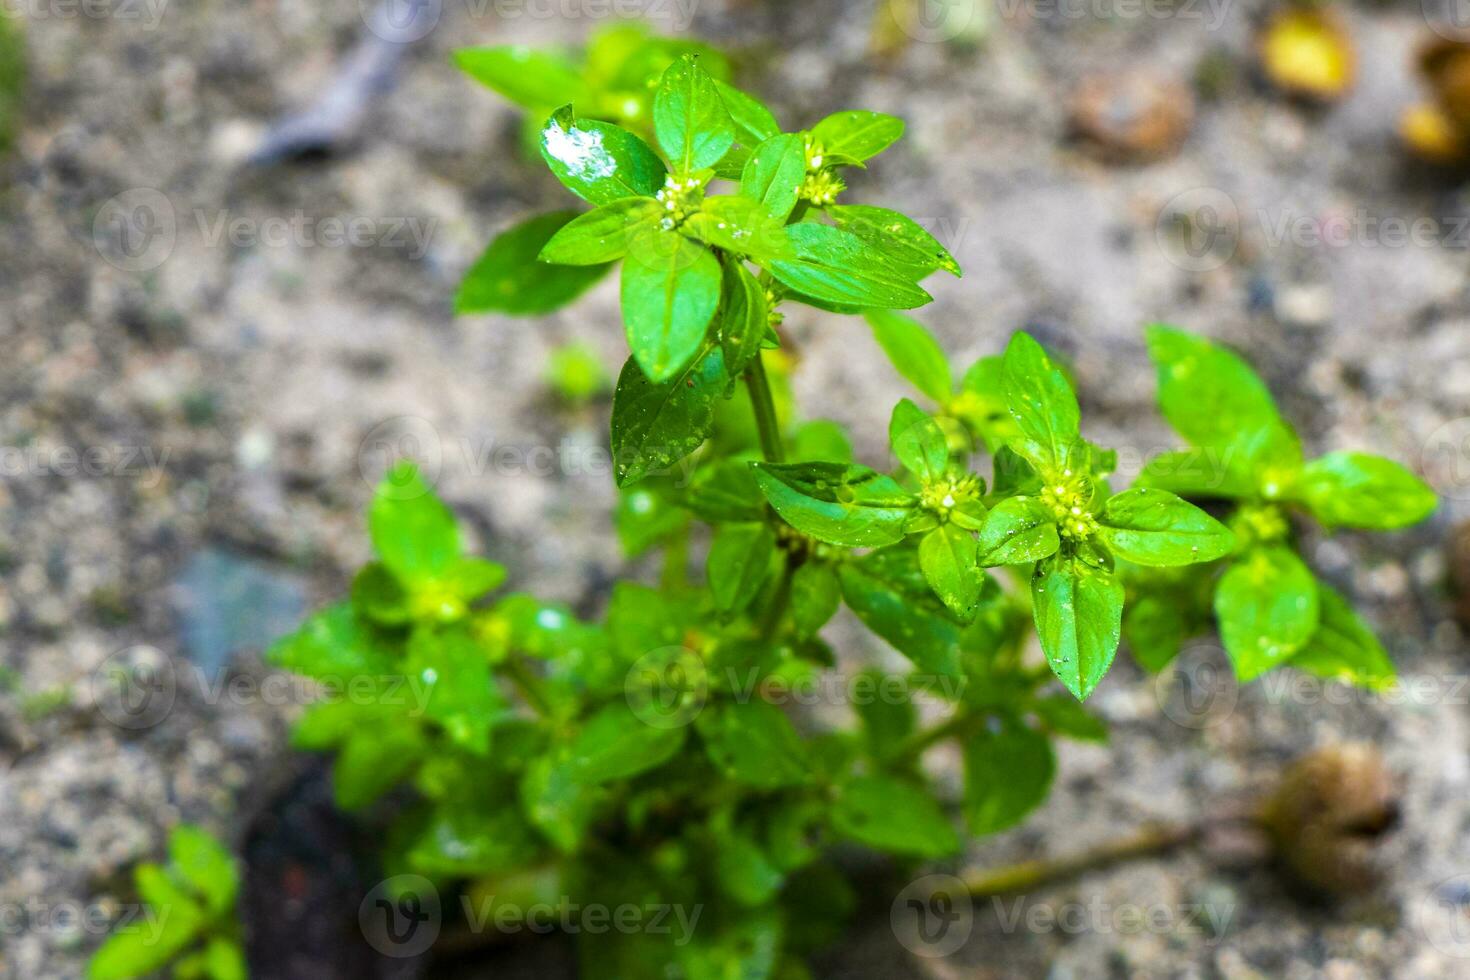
left=975, top=496, right=1060, bottom=566
left=1215, top=546, right=1319, bottom=680
left=708, top=523, right=777, bottom=613
left=621, top=233, right=722, bottom=382
left=753, top=461, right=915, bottom=547
left=829, top=204, right=961, bottom=278
left=865, top=310, right=952, bottom=404
left=713, top=79, right=780, bottom=145
left=1288, top=584, right=1395, bottom=690
left=454, top=46, right=589, bottom=110
left=790, top=562, right=841, bottom=638
left=962, top=722, right=1055, bottom=834
left=369, top=461, right=459, bottom=585
left=1001, top=332, right=1081, bottom=475
left=1032, top=556, right=1124, bottom=700
left=456, top=210, right=611, bottom=315
left=696, top=699, right=807, bottom=789
left=1292, top=451, right=1437, bottom=530
left=540, top=106, right=666, bottom=205
left=717, top=256, right=768, bottom=375
left=888, top=398, right=948, bottom=480
left=1145, top=325, right=1284, bottom=452
left=610, top=345, right=728, bottom=487
left=741, top=133, right=807, bottom=221
left=539, top=198, right=663, bottom=265
left=831, top=775, right=959, bottom=858
left=768, top=223, right=931, bottom=310
left=809, top=110, right=905, bottom=162
left=653, top=55, right=736, bottom=172
left=168, top=825, right=238, bottom=916
left=568, top=701, right=686, bottom=783
left=1097, top=488, right=1236, bottom=566
left=838, top=547, right=964, bottom=680
left=919, top=523, right=984, bottom=617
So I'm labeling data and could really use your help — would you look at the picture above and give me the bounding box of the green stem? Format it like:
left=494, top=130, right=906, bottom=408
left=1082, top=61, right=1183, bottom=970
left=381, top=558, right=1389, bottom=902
left=744, top=354, right=785, bottom=464
left=661, top=522, right=690, bottom=592
left=759, top=560, right=794, bottom=641
left=892, top=710, right=982, bottom=764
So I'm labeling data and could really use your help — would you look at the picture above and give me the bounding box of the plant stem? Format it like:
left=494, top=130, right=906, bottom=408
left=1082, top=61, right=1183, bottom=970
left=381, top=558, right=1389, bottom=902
left=955, top=822, right=1202, bottom=898
left=759, top=561, right=794, bottom=641
left=504, top=655, right=553, bottom=718
left=893, top=711, right=982, bottom=764
left=744, top=354, right=785, bottom=464
left=661, top=522, right=690, bottom=591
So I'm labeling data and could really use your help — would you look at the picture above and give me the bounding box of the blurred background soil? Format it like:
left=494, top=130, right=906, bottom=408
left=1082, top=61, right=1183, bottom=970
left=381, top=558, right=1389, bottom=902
left=1, top=0, right=1469, bottom=977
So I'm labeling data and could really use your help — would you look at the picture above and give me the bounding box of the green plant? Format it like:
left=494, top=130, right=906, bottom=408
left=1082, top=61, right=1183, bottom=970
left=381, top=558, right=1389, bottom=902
left=88, top=826, right=244, bottom=980
left=91, top=34, right=1437, bottom=980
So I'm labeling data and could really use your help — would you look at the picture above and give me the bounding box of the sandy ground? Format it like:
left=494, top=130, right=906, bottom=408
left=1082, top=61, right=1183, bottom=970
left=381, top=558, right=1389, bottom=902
left=1, top=0, right=1469, bottom=977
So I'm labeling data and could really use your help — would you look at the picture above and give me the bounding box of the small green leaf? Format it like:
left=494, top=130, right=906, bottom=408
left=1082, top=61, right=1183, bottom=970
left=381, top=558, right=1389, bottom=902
left=809, top=110, right=905, bottom=162
left=1097, top=488, right=1236, bottom=567
left=406, top=626, right=506, bottom=755
left=768, top=223, right=931, bottom=310
left=865, top=310, right=952, bottom=404
left=715, top=829, right=785, bottom=907
left=268, top=603, right=395, bottom=680
left=1032, top=556, right=1124, bottom=700
left=168, top=825, right=238, bottom=916
left=1215, top=547, right=1320, bottom=680
left=520, top=752, right=605, bottom=853
left=540, top=106, right=667, bottom=205
left=370, top=461, right=460, bottom=586
left=1137, top=448, right=1256, bottom=499
left=1031, top=694, right=1109, bottom=742
left=202, top=938, right=247, bottom=980
left=333, top=726, right=426, bottom=810
left=1288, top=584, right=1395, bottom=690
left=454, top=46, right=588, bottom=110
left=888, top=399, right=948, bottom=480
left=456, top=211, right=612, bottom=315
left=838, top=547, right=964, bottom=680
left=1123, top=594, right=1190, bottom=672
left=713, top=79, right=780, bottom=145
left=88, top=882, right=204, bottom=980
left=790, top=562, right=841, bottom=637
left=831, top=774, right=959, bottom=858
left=616, top=485, right=687, bottom=557
left=919, top=523, right=984, bottom=618
left=962, top=721, right=1056, bottom=834
left=539, top=198, right=663, bottom=265
left=1145, top=325, right=1283, bottom=451
left=687, top=457, right=766, bottom=523
left=696, top=699, right=807, bottom=789
left=653, top=55, right=736, bottom=172
left=852, top=667, right=917, bottom=763
left=1292, top=451, right=1437, bottom=530
left=717, top=257, right=769, bottom=375
left=975, top=496, right=1060, bottom=566
left=1001, top=332, right=1082, bottom=475
left=621, top=233, right=722, bottom=382
left=610, top=345, right=728, bottom=488
left=753, top=461, right=915, bottom=547
left=708, top=523, right=777, bottom=613
left=568, top=701, right=686, bottom=783
left=741, top=133, right=807, bottom=221
left=830, top=205, right=961, bottom=278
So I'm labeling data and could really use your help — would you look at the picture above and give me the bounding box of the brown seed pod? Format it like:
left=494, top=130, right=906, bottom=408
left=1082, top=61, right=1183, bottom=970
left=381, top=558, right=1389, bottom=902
left=1069, top=72, right=1195, bottom=164
left=1259, top=744, right=1400, bottom=899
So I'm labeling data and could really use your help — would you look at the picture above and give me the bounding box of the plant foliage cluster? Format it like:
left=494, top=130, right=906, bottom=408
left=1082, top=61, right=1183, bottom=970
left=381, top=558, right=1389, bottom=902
left=93, top=26, right=1435, bottom=980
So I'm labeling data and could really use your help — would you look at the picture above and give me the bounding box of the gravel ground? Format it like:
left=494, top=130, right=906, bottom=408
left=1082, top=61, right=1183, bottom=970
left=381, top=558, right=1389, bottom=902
left=1, top=0, right=1469, bottom=977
